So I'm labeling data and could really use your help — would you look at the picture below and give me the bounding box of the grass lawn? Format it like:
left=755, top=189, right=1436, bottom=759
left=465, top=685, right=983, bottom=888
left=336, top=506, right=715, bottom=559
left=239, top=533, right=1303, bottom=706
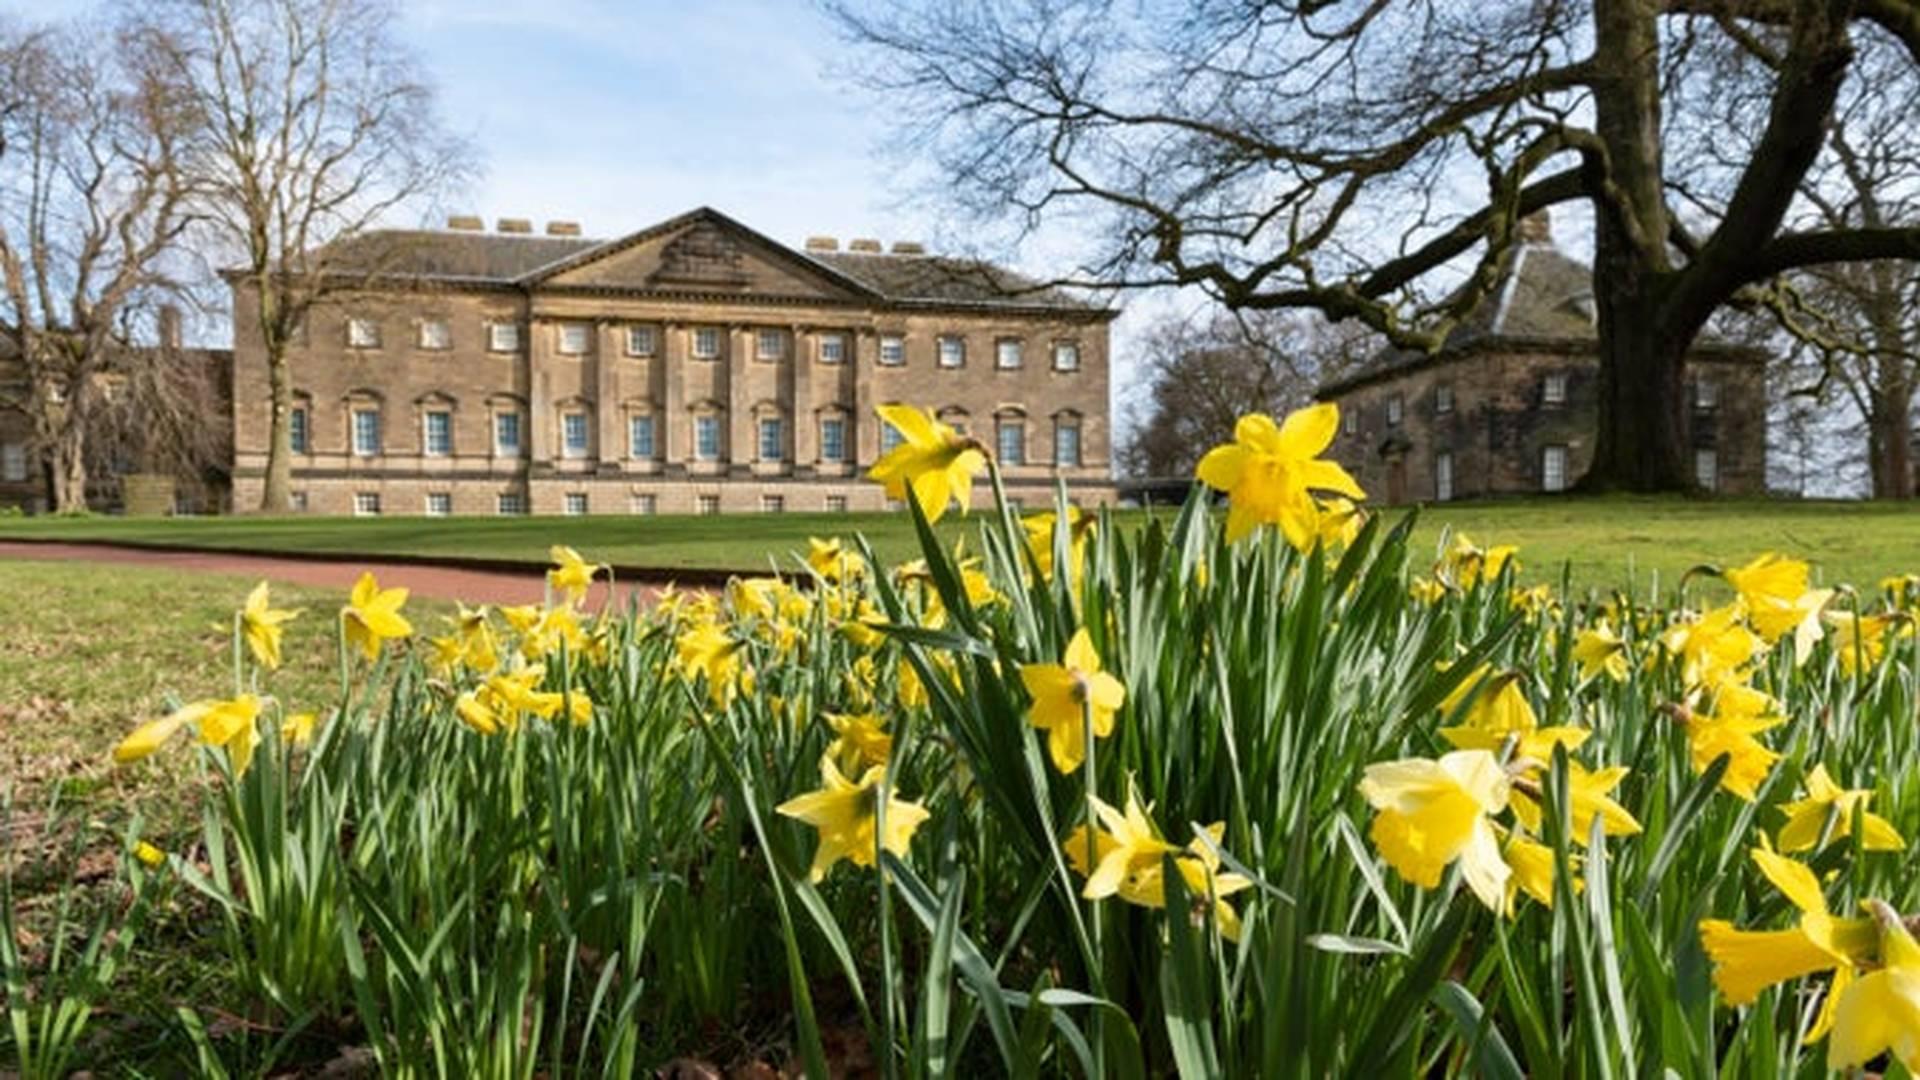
left=4, top=495, right=1920, bottom=591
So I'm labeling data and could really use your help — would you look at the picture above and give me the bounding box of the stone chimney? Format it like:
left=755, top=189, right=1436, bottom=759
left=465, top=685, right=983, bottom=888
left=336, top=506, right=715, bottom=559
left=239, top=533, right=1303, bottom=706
left=847, top=238, right=883, bottom=253
left=158, top=304, right=182, bottom=350
left=890, top=241, right=926, bottom=255
left=804, top=236, right=839, bottom=251
left=496, top=217, right=533, bottom=234
left=446, top=214, right=484, bottom=231
left=545, top=220, right=582, bottom=236
left=1519, top=209, right=1553, bottom=247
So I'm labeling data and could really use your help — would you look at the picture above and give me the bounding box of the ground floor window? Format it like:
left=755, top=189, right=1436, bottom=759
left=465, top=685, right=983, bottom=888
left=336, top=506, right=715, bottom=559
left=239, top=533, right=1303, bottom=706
left=1695, top=449, right=1718, bottom=492
left=353, top=492, right=381, bottom=517
left=290, top=491, right=308, bottom=512
left=497, top=492, right=527, bottom=515
left=425, top=492, right=451, bottom=516
left=761, top=494, right=785, bottom=513
left=697, top=493, right=721, bottom=515
left=1435, top=451, right=1454, bottom=503
left=563, top=492, right=588, bottom=516
left=1541, top=445, right=1568, bottom=493
left=825, top=494, right=848, bottom=513
left=631, top=493, right=656, bottom=515
left=1, top=443, right=26, bottom=482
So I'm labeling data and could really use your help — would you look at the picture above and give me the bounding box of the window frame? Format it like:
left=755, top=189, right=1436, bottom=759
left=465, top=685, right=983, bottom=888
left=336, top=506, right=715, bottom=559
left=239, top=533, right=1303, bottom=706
left=1435, top=451, right=1454, bottom=502
left=352, top=491, right=381, bottom=517
left=351, top=407, right=382, bottom=457
left=758, top=416, right=785, bottom=462
left=563, top=492, right=589, bottom=516
left=996, top=338, right=1024, bottom=370
left=878, top=334, right=906, bottom=367
left=628, top=414, right=656, bottom=459
left=496, top=492, right=527, bottom=516
left=289, top=406, right=310, bottom=454
left=1541, top=444, right=1569, bottom=493
left=488, top=322, right=521, bottom=354
left=818, top=333, right=848, bottom=365
left=1542, top=372, right=1569, bottom=407
left=692, top=326, right=721, bottom=360
left=1435, top=384, right=1454, bottom=414
left=493, top=411, right=523, bottom=457
left=422, top=409, right=452, bottom=457
left=0, top=442, right=26, bottom=482
left=557, top=322, right=592, bottom=356
left=825, top=494, right=849, bottom=513
left=696, top=493, right=721, bottom=516
left=1695, top=378, right=1720, bottom=411
left=820, top=416, right=847, bottom=463
left=346, top=317, right=381, bottom=349
left=561, top=411, right=590, bottom=459
left=625, top=325, right=657, bottom=357
left=1694, top=448, right=1719, bottom=491
left=693, top=415, right=722, bottom=461
left=937, top=335, right=965, bottom=369
left=1051, top=340, right=1081, bottom=372
left=997, top=417, right=1027, bottom=464
left=424, top=492, right=452, bottom=517
left=760, top=494, right=785, bottom=514
left=1053, top=418, right=1082, bottom=467
left=417, top=318, right=452, bottom=351
left=631, top=493, right=657, bottom=515
left=1386, top=395, right=1404, bottom=427
left=755, top=329, right=786, bottom=361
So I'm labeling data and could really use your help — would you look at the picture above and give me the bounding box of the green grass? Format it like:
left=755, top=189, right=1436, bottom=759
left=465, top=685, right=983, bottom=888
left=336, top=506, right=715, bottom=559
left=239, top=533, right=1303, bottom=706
left=3, top=495, right=1919, bottom=590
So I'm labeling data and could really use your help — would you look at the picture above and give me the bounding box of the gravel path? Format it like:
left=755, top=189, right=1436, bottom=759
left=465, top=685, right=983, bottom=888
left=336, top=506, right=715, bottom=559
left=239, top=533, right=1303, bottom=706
left=0, top=540, right=685, bottom=608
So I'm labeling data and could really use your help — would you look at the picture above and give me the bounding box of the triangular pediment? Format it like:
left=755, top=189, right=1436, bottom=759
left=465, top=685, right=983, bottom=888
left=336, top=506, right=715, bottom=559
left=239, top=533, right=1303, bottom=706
left=527, top=208, right=875, bottom=301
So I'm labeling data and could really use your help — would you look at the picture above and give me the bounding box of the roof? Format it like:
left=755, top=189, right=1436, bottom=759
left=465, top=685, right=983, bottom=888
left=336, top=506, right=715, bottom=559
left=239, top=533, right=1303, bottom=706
left=1318, top=241, right=1601, bottom=397
left=266, top=207, right=1109, bottom=315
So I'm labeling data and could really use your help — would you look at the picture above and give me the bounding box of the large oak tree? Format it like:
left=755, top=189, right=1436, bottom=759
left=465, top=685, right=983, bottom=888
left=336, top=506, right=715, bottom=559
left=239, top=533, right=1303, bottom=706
left=831, top=0, right=1920, bottom=491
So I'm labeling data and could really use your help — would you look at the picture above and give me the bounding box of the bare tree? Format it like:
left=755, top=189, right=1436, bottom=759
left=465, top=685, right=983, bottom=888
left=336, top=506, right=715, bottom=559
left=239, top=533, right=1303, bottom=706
left=141, top=0, right=474, bottom=512
left=1122, top=310, right=1372, bottom=478
left=829, top=0, right=1920, bottom=492
left=0, top=15, right=196, bottom=512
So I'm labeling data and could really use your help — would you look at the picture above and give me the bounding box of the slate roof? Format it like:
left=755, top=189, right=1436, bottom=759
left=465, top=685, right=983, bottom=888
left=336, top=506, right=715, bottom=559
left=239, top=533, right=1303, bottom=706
left=1318, top=242, right=1600, bottom=397
left=283, top=208, right=1107, bottom=313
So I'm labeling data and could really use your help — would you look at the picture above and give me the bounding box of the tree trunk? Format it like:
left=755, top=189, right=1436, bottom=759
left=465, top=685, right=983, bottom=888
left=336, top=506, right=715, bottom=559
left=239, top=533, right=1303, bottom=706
left=1868, top=381, right=1914, bottom=498
left=261, top=336, right=293, bottom=512
left=48, top=426, right=88, bottom=514
left=1581, top=304, right=1692, bottom=492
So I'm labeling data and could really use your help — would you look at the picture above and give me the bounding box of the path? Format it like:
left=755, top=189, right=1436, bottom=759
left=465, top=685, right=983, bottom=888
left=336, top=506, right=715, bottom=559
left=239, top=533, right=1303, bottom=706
left=0, top=540, right=685, bottom=608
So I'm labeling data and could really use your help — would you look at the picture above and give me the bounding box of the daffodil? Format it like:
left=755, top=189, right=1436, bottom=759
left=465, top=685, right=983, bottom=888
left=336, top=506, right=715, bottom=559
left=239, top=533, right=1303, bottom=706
left=776, top=755, right=930, bottom=881
left=1571, top=621, right=1629, bottom=682
left=1828, top=898, right=1920, bottom=1073
left=1776, top=764, right=1905, bottom=853
left=1723, top=553, right=1809, bottom=615
left=113, top=694, right=264, bottom=776
left=1437, top=666, right=1589, bottom=764
left=1500, top=828, right=1579, bottom=912
left=1680, top=684, right=1783, bottom=801
left=868, top=404, right=987, bottom=524
left=1023, top=507, right=1095, bottom=584
left=1699, top=847, right=1877, bottom=1011
left=1019, top=628, right=1125, bottom=773
left=342, top=572, right=412, bottom=661
left=1066, top=809, right=1252, bottom=940
left=548, top=545, right=600, bottom=602
left=825, top=712, right=892, bottom=772
left=1826, top=609, right=1899, bottom=675
left=133, top=841, right=167, bottom=868
left=675, top=619, right=745, bottom=707
left=1357, top=749, right=1511, bottom=912
left=1508, top=761, right=1643, bottom=844
left=1315, top=495, right=1365, bottom=551
left=1660, top=603, right=1761, bottom=688
left=806, top=536, right=867, bottom=582
left=240, top=581, right=302, bottom=670
left=1062, top=788, right=1178, bottom=901
left=1193, top=404, right=1365, bottom=547
left=281, top=711, right=318, bottom=747
left=1439, top=534, right=1518, bottom=590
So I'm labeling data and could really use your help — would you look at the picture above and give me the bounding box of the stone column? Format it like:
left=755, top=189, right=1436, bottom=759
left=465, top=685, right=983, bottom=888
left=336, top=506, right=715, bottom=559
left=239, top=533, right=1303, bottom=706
left=663, top=322, right=685, bottom=471
left=791, top=323, right=813, bottom=471
left=595, top=319, right=620, bottom=469
left=728, top=324, right=751, bottom=473
left=852, top=329, right=875, bottom=467
left=529, top=318, right=553, bottom=465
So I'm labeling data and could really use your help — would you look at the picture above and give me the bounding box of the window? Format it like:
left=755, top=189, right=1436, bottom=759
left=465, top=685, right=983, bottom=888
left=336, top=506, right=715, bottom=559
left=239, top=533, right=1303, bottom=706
left=489, top=322, right=520, bottom=353
left=562, top=411, right=589, bottom=458
left=1052, top=341, right=1080, bottom=372
left=347, top=317, right=380, bottom=349
left=1695, top=449, right=1719, bottom=491
left=494, top=412, right=523, bottom=456
left=289, top=491, right=308, bottom=512
left=694, top=415, right=721, bottom=461
left=879, top=335, right=906, bottom=366
left=289, top=407, right=310, bottom=454
left=425, top=492, right=452, bottom=517
left=1542, top=444, right=1569, bottom=493
left=564, top=492, right=588, bottom=516
left=351, top=408, right=381, bottom=456
left=1695, top=378, right=1720, bottom=410
left=825, top=494, right=848, bottom=513
left=626, top=325, right=656, bottom=357
left=631, top=493, right=657, bottom=515
left=1435, top=385, right=1454, bottom=414
left=1054, top=420, right=1082, bottom=467
left=497, top=492, right=526, bottom=515
left=820, top=417, right=847, bottom=462
left=692, top=327, right=721, bottom=359
left=819, top=334, right=847, bottom=364
left=880, top=423, right=905, bottom=454
left=1386, top=395, right=1404, bottom=427
left=629, top=415, right=656, bottom=459
left=1435, top=452, right=1454, bottom=502
left=761, top=494, right=785, bottom=514
left=997, top=418, right=1026, bottom=464
left=756, top=329, right=785, bottom=360
left=758, top=417, right=784, bottom=461
left=353, top=492, right=381, bottom=517
left=996, top=339, right=1023, bottom=370
left=418, top=319, right=451, bottom=350
left=938, top=336, right=965, bottom=369
left=557, top=323, right=591, bottom=355
left=423, top=410, right=451, bottom=457
left=1, top=443, right=25, bottom=482
left=696, top=493, right=721, bottom=516
left=1542, top=373, right=1568, bottom=406
left=1342, top=410, right=1357, bottom=436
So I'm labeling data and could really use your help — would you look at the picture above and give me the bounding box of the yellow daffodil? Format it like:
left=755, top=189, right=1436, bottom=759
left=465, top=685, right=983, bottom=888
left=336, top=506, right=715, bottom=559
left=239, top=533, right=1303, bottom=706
left=133, top=841, right=167, bottom=868
left=1572, top=621, right=1629, bottom=682
left=1660, top=603, right=1761, bottom=689
left=1776, top=764, right=1905, bottom=853
left=1699, top=847, right=1877, bottom=1011
left=1680, top=684, right=1783, bottom=801
left=448, top=604, right=500, bottom=673
left=1508, top=761, right=1643, bottom=844
left=1437, top=666, right=1589, bottom=764
left=1723, top=553, right=1809, bottom=615
left=1194, top=404, right=1366, bottom=547
left=547, top=545, right=600, bottom=602
left=1019, top=628, right=1125, bottom=773
left=281, top=711, right=318, bottom=747
left=1358, top=749, right=1511, bottom=912
left=675, top=619, right=745, bottom=707
left=1023, top=506, right=1095, bottom=584
left=520, top=604, right=589, bottom=662
left=868, top=404, right=987, bottom=524
left=1063, top=787, right=1179, bottom=900
left=1500, top=828, right=1580, bottom=912
left=342, top=572, right=412, bottom=661
left=1826, top=609, right=1899, bottom=675
left=806, top=537, right=867, bottom=582
left=113, top=694, right=264, bottom=777
left=824, top=712, right=892, bottom=772
left=1828, top=898, right=1920, bottom=1073
left=776, top=755, right=930, bottom=881
left=1409, top=576, right=1447, bottom=605
left=1440, top=534, right=1518, bottom=590
left=1315, top=495, right=1365, bottom=551
left=240, top=581, right=302, bottom=670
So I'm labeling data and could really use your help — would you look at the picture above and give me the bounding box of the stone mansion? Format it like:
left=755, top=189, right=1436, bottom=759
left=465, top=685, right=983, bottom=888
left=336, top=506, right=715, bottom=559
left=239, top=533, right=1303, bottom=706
left=228, top=207, right=1118, bottom=516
